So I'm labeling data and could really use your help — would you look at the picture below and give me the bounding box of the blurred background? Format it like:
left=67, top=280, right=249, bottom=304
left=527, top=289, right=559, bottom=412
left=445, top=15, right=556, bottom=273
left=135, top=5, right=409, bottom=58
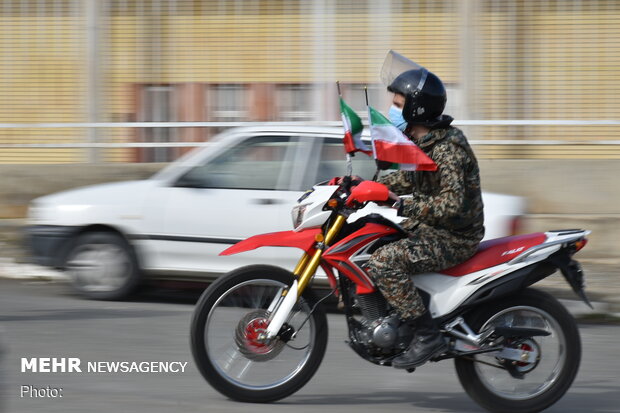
left=1, top=4, right=619, bottom=411
left=0, top=0, right=618, bottom=259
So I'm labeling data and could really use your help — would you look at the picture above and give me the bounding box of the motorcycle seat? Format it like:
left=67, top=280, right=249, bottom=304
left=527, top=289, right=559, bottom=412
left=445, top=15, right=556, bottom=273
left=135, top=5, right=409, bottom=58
left=440, top=232, right=547, bottom=277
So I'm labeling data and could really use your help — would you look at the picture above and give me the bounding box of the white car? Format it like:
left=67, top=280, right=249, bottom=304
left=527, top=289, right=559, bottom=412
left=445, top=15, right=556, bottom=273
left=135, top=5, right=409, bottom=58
left=26, top=125, right=525, bottom=299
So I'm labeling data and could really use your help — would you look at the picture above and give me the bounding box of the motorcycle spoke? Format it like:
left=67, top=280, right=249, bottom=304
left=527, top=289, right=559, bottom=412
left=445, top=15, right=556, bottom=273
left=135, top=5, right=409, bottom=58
left=285, top=342, right=310, bottom=351
left=215, top=337, right=273, bottom=381
left=221, top=346, right=244, bottom=373
left=233, top=358, right=254, bottom=381
left=248, top=284, right=270, bottom=309
left=290, top=288, right=335, bottom=340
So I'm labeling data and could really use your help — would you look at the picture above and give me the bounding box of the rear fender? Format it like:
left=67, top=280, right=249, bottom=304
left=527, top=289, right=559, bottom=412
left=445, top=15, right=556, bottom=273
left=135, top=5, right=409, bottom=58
left=219, top=229, right=321, bottom=256
left=493, top=326, right=551, bottom=339
left=548, top=250, right=593, bottom=308
left=437, top=261, right=558, bottom=322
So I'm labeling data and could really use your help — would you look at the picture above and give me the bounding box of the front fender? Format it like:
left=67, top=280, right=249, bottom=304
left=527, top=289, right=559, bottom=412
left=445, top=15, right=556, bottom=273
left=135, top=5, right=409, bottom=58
left=219, top=229, right=321, bottom=256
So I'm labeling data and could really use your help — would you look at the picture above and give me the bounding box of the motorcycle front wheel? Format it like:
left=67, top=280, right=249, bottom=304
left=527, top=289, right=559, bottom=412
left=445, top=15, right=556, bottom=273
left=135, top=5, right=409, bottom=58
left=190, top=265, right=328, bottom=403
left=455, top=288, right=581, bottom=413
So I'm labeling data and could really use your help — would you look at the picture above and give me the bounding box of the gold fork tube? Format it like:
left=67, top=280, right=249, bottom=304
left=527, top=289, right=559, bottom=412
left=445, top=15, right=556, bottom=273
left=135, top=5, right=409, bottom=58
left=296, top=249, right=324, bottom=296
left=324, top=214, right=347, bottom=245
left=292, top=253, right=310, bottom=276
left=295, top=214, right=347, bottom=297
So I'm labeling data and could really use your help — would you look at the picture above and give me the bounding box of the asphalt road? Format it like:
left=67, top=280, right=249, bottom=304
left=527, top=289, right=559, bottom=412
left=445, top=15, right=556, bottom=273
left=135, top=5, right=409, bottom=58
left=1, top=279, right=619, bottom=413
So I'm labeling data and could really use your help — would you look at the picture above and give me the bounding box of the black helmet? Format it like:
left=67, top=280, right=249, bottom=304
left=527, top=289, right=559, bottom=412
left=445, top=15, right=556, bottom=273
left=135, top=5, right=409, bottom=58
left=388, top=68, right=447, bottom=125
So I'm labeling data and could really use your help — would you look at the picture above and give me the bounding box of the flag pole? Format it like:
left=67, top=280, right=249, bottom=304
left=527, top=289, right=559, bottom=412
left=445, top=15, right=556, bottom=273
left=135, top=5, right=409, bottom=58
left=338, top=81, right=353, bottom=177
left=365, top=86, right=381, bottom=182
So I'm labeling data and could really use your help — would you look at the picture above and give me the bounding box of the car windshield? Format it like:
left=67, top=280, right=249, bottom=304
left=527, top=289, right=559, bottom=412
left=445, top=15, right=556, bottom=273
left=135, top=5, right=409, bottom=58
left=177, top=135, right=305, bottom=190
left=154, top=128, right=381, bottom=191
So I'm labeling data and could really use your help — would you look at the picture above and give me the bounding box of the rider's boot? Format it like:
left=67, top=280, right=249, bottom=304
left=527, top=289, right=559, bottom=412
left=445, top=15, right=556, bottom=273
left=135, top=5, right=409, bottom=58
left=392, top=311, right=447, bottom=369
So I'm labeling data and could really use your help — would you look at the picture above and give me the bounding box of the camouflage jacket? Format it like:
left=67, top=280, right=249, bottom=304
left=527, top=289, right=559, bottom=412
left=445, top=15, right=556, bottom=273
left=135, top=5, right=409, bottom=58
left=378, top=126, right=485, bottom=242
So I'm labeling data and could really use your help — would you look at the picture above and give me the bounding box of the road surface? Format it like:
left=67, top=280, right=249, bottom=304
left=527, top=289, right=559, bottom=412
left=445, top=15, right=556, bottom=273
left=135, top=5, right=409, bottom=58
left=1, top=279, right=619, bottom=413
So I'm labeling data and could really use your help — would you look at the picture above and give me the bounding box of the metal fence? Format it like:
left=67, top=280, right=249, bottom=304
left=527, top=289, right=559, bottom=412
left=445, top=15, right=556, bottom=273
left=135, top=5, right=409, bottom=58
left=1, top=0, right=620, bottom=163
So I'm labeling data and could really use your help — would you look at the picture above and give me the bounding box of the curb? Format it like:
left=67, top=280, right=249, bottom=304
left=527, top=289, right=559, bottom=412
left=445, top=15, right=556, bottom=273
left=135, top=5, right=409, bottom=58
left=558, top=299, right=620, bottom=323
left=0, top=257, right=66, bottom=281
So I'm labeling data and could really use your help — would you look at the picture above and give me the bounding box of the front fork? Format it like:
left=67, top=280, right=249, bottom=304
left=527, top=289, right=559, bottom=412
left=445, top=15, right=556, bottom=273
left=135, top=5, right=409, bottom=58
left=262, top=214, right=347, bottom=339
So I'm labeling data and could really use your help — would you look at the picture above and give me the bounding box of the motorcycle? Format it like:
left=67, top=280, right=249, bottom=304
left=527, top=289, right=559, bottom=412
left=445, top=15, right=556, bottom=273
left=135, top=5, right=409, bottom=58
left=190, top=176, right=591, bottom=413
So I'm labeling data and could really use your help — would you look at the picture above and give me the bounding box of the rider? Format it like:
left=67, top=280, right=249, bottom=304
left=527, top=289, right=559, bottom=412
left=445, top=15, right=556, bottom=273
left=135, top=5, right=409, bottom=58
left=368, top=57, right=485, bottom=369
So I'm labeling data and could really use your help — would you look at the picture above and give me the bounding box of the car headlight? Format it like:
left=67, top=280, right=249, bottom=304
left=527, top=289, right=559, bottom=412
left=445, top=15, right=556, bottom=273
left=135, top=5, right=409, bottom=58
left=291, top=204, right=309, bottom=230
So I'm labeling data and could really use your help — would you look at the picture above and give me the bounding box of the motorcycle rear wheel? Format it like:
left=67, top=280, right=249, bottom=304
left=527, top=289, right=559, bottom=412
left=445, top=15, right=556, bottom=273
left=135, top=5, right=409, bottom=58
left=455, top=288, right=581, bottom=413
left=190, top=265, right=328, bottom=403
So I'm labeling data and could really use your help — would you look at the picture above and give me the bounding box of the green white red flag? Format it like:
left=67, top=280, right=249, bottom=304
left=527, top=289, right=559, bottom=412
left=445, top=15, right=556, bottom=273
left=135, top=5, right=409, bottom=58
left=368, top=106, right=437, bottom=171
left=339, top=97, right=371, bottom=156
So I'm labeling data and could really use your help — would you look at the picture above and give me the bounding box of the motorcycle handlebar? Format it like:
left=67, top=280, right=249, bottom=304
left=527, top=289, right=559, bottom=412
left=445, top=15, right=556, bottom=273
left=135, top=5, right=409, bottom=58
left=323, top=176, right=394, bottom=211
left=345, top=180, right=390, bottom=207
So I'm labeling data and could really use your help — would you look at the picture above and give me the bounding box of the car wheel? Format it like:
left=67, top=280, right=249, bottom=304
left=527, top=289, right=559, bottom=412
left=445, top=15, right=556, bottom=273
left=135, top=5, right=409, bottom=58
left=65, top=231, right=141, bottom=300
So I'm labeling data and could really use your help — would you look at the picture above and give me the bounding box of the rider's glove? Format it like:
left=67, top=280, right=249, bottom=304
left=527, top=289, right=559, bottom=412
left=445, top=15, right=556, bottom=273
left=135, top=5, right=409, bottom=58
left=392, top=199, right=404, bottom=215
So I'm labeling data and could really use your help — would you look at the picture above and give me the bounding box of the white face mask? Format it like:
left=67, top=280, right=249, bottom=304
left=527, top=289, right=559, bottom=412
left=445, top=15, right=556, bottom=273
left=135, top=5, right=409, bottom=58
left=388, top=105, right=407, bottom=131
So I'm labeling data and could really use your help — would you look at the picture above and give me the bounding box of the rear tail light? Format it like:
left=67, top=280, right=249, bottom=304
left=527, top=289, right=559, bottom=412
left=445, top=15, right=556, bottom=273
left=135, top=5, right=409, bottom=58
left=573, top=238, right=588, bottom=253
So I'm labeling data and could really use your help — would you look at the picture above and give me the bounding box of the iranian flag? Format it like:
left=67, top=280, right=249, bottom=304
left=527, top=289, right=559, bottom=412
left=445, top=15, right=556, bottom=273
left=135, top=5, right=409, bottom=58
left=340, top=97, right=371, bottom=155
left=368, top=106, right=437, bottom=171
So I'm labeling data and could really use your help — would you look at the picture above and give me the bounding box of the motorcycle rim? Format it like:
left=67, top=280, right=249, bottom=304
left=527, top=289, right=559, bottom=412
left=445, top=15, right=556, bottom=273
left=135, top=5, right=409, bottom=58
left=473, top=305, right=566, bottom=400
left=204, top=278, right=317, bottom=391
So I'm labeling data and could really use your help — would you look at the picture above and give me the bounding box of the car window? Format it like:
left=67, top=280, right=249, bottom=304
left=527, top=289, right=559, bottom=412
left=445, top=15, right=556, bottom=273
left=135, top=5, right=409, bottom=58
left=177, top=136, right=302, bottom=190
left=317, top=138, right=378, bottom=182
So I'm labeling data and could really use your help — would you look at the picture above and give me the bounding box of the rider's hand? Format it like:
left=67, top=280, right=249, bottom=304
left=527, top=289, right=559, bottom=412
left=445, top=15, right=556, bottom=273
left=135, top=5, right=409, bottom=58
left=389, top=191, right=404, bottom=213
left=376, top=191, right=402, bottom=209
left=388, top=191, right=400, bottom=203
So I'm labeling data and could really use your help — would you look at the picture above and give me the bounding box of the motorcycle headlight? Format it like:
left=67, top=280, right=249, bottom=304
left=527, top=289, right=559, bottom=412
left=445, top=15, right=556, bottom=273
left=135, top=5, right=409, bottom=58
left=291, top=204, right=308, bottom=230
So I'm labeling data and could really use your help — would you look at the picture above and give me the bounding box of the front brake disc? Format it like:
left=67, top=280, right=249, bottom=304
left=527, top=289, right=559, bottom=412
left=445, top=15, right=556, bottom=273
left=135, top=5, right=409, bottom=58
left=234, top=310, right=286, bottom=362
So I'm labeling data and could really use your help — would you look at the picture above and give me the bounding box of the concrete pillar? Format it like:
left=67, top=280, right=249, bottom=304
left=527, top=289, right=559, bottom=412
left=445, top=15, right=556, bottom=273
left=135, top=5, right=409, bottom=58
left=85, top=0, right=104, bottom=163
left=176, top=83, right=207, bottom=156
left=248, top=83, right=276, bottom=121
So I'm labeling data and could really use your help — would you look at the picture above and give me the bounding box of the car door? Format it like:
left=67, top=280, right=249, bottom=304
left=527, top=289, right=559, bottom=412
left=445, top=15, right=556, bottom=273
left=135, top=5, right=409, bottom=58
left=145, top=134, right=318, bottom=277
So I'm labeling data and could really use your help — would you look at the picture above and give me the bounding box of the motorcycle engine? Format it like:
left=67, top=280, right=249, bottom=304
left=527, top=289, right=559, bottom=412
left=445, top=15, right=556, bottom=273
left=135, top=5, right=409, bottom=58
left=354, top=291, right=414, bottom=356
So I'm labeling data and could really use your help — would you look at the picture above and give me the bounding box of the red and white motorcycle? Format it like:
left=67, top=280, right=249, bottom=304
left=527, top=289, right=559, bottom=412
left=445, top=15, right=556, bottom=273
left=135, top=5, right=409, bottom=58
left=190, top=176, right=591, bottom=413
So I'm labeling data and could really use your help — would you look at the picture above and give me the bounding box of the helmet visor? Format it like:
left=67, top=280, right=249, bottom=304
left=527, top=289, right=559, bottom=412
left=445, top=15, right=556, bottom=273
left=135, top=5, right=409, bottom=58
left=380, top=50, right=428, bottom=90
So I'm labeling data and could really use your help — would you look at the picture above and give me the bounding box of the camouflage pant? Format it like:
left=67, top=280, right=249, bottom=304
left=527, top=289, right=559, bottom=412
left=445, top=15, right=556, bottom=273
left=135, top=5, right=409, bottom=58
left=366, top=224, right=479, bottom=320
